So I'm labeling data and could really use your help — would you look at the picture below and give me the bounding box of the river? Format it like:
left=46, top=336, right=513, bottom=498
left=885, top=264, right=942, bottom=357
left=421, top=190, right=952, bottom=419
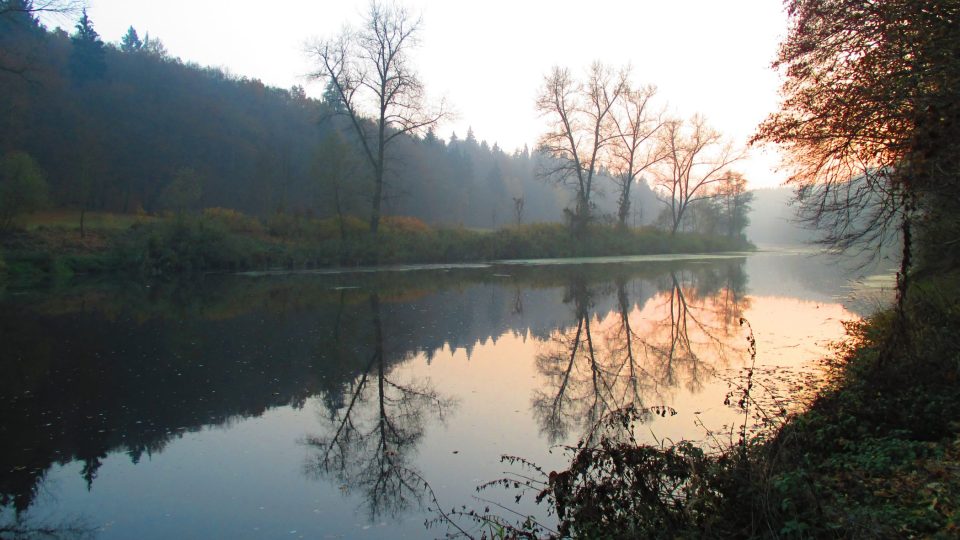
left=0, top=249, right=894, bottom=538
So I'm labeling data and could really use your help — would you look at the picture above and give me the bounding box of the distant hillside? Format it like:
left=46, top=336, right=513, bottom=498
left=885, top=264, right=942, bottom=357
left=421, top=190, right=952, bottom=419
left=0, top=11, right=659, bottom=228
left=746, top=183, right=903, bottom=263
left=745, top=187, right=818, bottom=247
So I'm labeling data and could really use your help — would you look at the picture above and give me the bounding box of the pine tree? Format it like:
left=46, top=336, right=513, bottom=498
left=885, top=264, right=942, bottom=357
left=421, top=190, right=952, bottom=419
left=69, top=9, right=105, bottom=83
left=321, top=79, right=346, bottom=114
left=120, top=25, right=142, bottom=53
left=423, top=127, right=439, bottom=145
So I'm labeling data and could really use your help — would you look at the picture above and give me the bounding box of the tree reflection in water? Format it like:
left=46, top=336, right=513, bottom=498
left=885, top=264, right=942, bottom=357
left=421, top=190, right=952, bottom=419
left=0, top=516, right=95, bottom=540
left=0, top=257, right=758, bottom=532
left=302, top=293, right=456, bottom=519
left=533, top=264, right=750, bottom=443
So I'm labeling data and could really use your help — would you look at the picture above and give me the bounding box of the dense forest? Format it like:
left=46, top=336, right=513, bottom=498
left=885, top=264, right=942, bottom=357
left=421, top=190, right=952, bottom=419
left=0, top=8, right=671, bottom=230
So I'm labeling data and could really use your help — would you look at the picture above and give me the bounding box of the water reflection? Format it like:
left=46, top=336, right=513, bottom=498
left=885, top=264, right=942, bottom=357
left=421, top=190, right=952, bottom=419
left=302, top=293, right=455, bottom=519
left=533, top=263, right=750, bottom=443
left=0, top=254, right=854, bottom=538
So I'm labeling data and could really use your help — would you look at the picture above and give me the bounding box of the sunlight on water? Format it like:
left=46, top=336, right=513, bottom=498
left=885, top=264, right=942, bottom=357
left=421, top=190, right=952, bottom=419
left=0, top=252, right=879, bottom=538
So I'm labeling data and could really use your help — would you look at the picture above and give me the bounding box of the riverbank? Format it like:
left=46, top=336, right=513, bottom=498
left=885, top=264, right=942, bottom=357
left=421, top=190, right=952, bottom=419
left=517, top=269, right=960, bottom=538
left=0, top=211, right=752, bottom=285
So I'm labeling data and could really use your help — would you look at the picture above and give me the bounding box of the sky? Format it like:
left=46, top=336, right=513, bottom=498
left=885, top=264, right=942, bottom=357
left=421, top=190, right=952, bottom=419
left=65, top=0, right=790, bottom=189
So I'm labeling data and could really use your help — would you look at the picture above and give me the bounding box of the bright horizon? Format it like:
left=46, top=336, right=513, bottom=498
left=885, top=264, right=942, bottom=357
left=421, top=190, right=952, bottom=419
left=65, top=0, right=790, bottom=190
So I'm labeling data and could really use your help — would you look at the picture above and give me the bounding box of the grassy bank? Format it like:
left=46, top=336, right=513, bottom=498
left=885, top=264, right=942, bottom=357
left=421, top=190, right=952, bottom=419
left=499, top=270, right=960, bottom=538
left=0, top=210, right=752, bottom=284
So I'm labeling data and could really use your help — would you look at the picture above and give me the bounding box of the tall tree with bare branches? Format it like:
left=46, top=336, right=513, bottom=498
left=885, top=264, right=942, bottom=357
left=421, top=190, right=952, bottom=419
left=654, top=115, right=742, bottom=234
left=609, top=83, right=665, bottom=229
left=754, top=0, right=960, bottom=310
left=309, top=1, right=444, bottom=235
left=536, top=63, right=625, bottom=235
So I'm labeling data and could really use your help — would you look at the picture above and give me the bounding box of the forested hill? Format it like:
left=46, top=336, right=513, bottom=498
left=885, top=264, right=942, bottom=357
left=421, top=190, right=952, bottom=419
left=0, top=11, right=659, bottom=227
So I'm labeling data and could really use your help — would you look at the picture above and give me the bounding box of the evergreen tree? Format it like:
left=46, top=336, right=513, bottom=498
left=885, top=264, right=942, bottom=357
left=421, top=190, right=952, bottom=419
left=69, top=9, right=105, bottom=83
left=120, top=25, right=142, bottom=53
left=321, top=79, right=346, bottom=114
left=289, top=84, right=306, bottom=101
left=423, top=127, right=439, bottom=146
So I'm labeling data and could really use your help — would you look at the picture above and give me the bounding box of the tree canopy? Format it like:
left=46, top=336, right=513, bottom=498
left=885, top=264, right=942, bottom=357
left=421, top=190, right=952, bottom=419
left=69, top=8, right=106, bottom=83
left=755, top=0, right=960, bottom=263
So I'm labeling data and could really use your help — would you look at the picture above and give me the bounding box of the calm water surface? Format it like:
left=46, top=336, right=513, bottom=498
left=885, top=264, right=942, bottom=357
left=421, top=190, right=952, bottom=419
left=0, top=250, right=893, bottom=538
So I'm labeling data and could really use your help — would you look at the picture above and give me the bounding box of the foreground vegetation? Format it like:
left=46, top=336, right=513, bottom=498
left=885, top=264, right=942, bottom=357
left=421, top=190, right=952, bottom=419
left=0, top=210, right=751, bottom=284
left=477, top=270, right=959, bottom=538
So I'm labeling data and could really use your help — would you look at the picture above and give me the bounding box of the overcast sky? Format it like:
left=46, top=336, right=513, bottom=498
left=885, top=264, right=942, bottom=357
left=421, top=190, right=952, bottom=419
left=69, top=0, right=790, bottom=189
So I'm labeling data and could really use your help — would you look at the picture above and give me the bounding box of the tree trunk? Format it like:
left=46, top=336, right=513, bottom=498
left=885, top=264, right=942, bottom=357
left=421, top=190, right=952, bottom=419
left=370, top=107, right=387, bottom=236
left=334, top=184, right=348, bottom=265
left=617, top=179, right=632, bottom=229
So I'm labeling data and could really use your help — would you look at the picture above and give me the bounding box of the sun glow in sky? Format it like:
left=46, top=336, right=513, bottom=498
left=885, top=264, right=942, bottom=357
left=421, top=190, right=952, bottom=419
left=75, top=0, right=790, bottom=189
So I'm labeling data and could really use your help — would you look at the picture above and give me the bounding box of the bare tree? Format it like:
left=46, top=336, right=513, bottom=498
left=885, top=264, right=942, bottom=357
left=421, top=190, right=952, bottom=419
left=653, top=115, right=742, bottom=234
left=532, top=266, right=749, bottom=444
left=536, top=63, right=625, bottom=235
left=512, top=196, right=524, bottom=225
left=532, top=277, right=615, bottom=443
left=609, top=83, right=665, bottom=229
left=302, top=293, right=454, bottom=519
left=309, top=1, right=445, bottom=235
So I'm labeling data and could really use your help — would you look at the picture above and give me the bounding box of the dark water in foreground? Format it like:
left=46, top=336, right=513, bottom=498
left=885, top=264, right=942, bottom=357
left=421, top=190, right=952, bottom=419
left=0, top=250, right=893, bottom=538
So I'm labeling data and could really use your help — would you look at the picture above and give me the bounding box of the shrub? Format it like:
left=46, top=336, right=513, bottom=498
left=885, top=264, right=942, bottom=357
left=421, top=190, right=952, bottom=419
left=266, top=211, right=314, bottom=239
left=315, top=215, right=368, bottom=241
left=202, top=207, right=262, bottom=234
left=380, top=215, right=432, bottom=234
left=120, top=217, right=262, bottom=274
